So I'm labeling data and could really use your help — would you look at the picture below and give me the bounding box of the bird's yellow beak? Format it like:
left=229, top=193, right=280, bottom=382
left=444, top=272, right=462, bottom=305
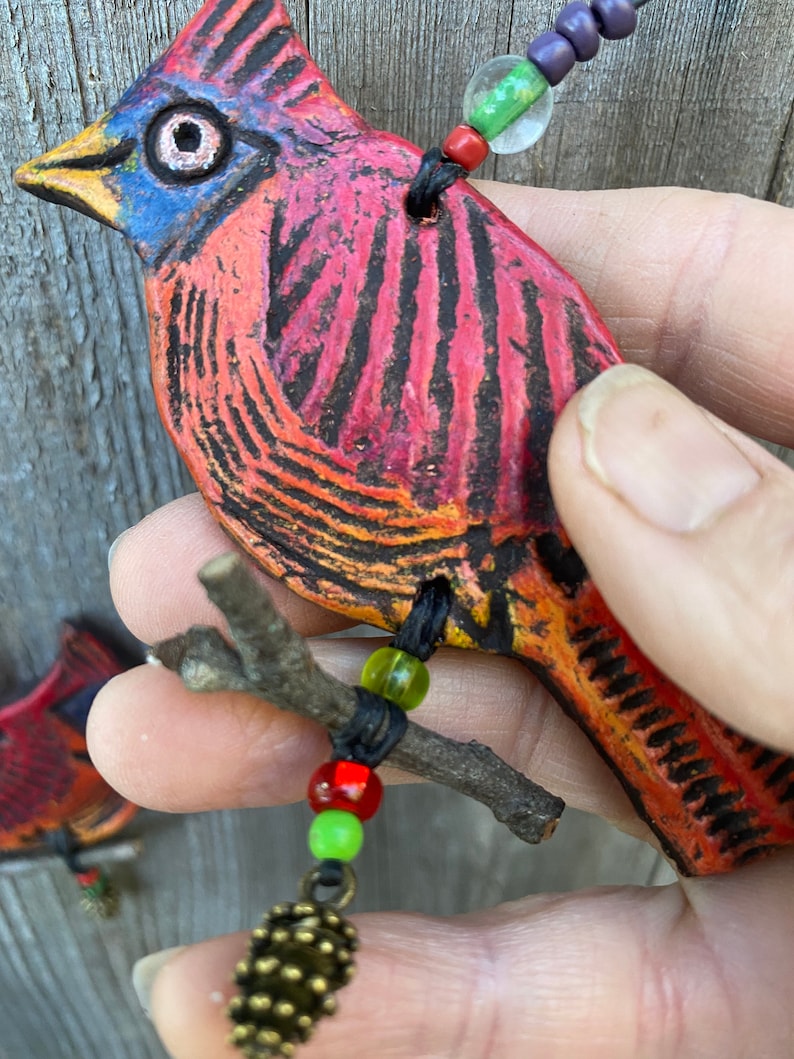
left=14, top=116, right=131, bottom=229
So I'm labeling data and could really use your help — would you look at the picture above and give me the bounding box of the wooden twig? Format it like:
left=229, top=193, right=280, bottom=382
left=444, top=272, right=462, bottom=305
left=150, top=553, right=564, bottom=844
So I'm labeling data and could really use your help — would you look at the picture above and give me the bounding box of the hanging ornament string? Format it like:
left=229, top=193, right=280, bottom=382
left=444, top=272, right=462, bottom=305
left=409, top=0, right=652, bottom=218
left=48, top=826, right=120, bottom=918
left=228, top=579, right=451, bottom=1058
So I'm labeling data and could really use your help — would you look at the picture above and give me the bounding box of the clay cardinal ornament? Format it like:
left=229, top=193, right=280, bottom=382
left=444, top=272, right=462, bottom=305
left=0, top=624, right=136, bottom=854
left=0, top=624, right=137, bottom=914
left=16, top=0, right=794, bottom=876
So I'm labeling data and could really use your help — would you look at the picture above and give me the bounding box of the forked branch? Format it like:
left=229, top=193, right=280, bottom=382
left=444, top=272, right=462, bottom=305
left=150, top=553, right=564, bottom=844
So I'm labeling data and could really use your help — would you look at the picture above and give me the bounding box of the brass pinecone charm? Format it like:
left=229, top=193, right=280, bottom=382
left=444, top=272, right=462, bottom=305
left=228, top=899, right=359, bottom=1057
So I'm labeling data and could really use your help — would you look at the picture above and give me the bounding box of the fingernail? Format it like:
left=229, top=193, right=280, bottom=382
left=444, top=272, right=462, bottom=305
left=132, top=946, right=186, bottom=1018
left=107, top=528, right=130, bottom=571
left=578, top=364, right=760, bottom=532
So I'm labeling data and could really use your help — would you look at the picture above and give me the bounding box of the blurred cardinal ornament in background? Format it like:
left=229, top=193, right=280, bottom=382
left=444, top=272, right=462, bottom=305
left=0, top=624, right=137, bottom=914
left=15, top=0, right=794, bottom=877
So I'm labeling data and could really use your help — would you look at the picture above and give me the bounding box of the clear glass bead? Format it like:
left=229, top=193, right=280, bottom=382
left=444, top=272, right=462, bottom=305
left=463, top=55, right=553, bottom=155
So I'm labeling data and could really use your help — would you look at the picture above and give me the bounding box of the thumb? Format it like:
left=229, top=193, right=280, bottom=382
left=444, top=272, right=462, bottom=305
left=548, top=364, right=794, bottom=756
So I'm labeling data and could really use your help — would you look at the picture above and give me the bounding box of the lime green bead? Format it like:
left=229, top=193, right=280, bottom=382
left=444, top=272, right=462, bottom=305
left=360, top=646, right=429, bottom=711
left=466, top=58, right=550, bottom=144
left=308, top=809, right=364, bottom=862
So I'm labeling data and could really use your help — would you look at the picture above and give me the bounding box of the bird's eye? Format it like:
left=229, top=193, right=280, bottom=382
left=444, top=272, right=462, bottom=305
left=146, top=104, right=230, bottom=182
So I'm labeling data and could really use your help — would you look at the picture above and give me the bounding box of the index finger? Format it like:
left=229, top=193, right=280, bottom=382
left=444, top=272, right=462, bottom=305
left=109, top=493, right=356, bottom=644
left=481, top=183, right=794, bottom=446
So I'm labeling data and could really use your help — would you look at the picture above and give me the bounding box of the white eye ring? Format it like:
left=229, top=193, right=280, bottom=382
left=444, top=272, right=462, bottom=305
left=147, top=105, right=230, bottom=181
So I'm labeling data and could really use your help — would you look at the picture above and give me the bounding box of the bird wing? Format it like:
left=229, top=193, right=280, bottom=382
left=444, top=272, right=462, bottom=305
left=144, top=131, right=619, bottom=635
left=0, top=710, right=74, bottom=848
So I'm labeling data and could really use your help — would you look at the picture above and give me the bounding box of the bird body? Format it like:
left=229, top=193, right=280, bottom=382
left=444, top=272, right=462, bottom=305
left=16, top=0, right=794, bottom=873
left=0, top=625, right=137, bottom=852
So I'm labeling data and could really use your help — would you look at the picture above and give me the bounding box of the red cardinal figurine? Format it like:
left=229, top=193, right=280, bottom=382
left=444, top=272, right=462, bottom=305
left=15, top=0, right=794, bottom=875
left=0, top=624, right=137, bottom=912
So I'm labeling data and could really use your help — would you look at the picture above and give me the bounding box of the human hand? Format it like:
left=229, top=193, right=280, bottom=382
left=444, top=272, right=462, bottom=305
left=89, top=185, right=794, bottom=1058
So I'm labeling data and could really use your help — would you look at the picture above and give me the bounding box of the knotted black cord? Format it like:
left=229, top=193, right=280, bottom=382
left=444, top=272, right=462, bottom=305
left=390, top=575, right=452, bottom=661
left=406, top=147, right=466, bottom=220
left=330, top=577, right=452, bottom=766
left=331, top=688, right=409, bottom=768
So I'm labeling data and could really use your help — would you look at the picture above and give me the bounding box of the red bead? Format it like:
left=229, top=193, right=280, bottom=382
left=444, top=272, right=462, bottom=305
left=307, top=760, right=383, bottom=821
left=442, top=124, right=490, bottom=172
left=75, top=867, right=101, bottom=887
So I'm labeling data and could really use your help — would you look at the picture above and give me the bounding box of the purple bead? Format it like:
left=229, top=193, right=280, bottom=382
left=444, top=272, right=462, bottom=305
left=555, top=2, right=600, bottom=61
left=527, top=31, right=576, bottom=87
left=590, top=0, right=638, bottom=40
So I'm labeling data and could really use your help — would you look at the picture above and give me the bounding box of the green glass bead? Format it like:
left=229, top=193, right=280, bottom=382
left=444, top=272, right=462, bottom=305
left=360, top=646, right=429, bottom=711
left=308, top=810, right=364, bottom=862
left=465, top=57, right=551, bottom=150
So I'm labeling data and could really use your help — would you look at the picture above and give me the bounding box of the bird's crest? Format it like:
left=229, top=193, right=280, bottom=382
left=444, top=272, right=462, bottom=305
left=152, top=0, right=343, bottom=119
left=161, top=0, right=299, bottom=84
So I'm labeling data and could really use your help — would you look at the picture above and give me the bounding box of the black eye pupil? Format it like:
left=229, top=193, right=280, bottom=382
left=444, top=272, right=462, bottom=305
left=174, top=122, right=202, bottom=153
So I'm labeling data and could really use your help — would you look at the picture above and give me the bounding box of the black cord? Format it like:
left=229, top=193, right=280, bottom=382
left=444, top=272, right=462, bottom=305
left=329, top=579, right=450, bottom=766
left=391, top=576, right=452, bottom=661
left=331, top=687, right=409, bottom=768
left=406, top=147, right=466, bottom=220
left=47, top=826, right=83, bottom=874
left=316, top=859, right=345, bottom=888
